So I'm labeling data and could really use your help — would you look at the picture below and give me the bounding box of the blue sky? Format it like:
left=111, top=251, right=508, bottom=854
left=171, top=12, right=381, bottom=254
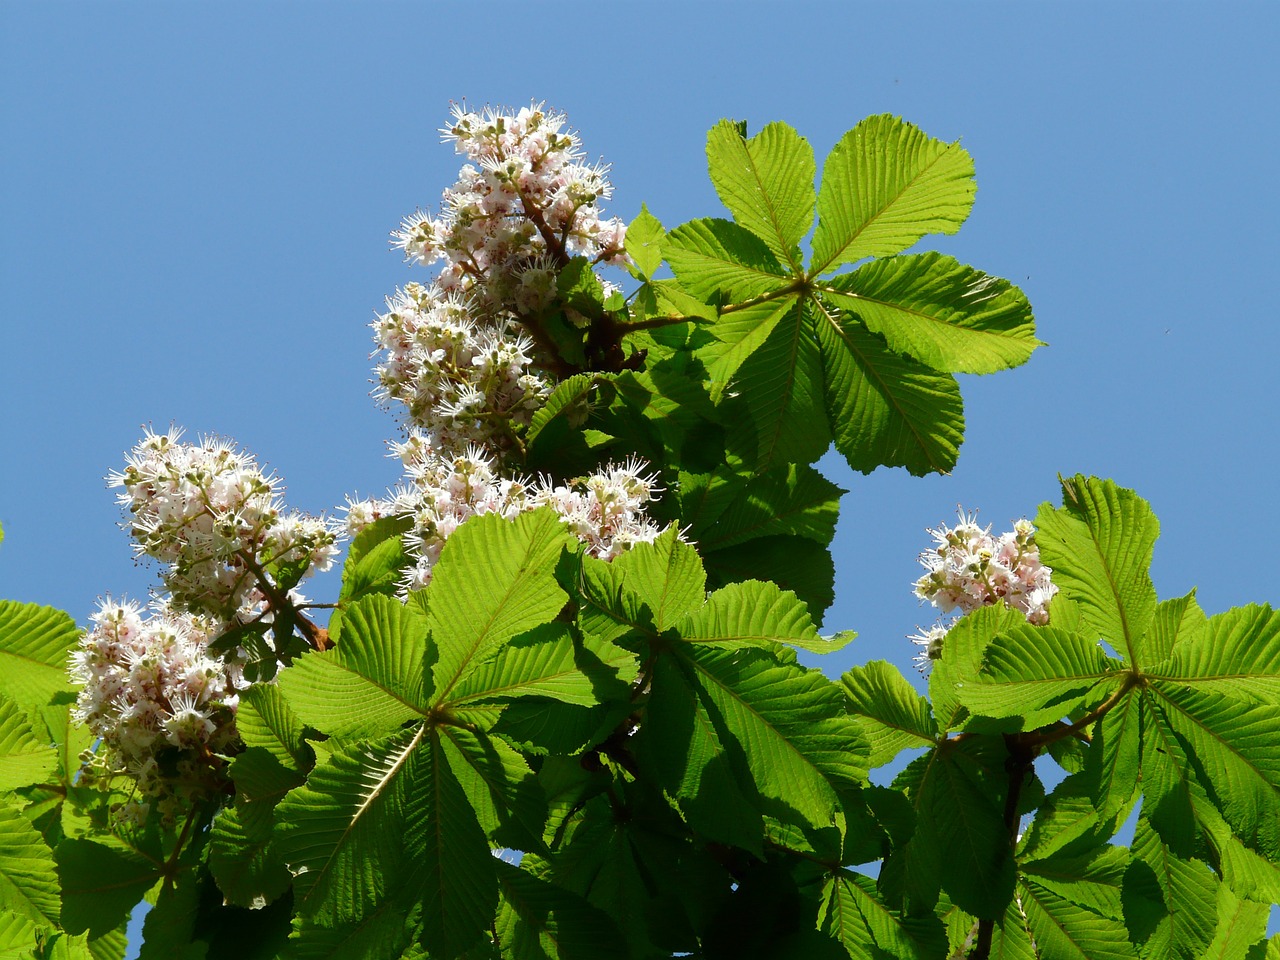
left=2, top=0, right=1279, bottom=942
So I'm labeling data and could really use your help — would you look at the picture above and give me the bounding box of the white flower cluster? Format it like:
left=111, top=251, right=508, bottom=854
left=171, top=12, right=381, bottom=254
left=910, top=511, right=1058, bottom=672
left=109, top=428, right=340, bottom=623
left=376, top=102, right=628, bottom=454
left=69, top=599, right=243, bottom=810
left=343, top=436, right=662, bottom=593
left=372, top=282, right=551, bottom=453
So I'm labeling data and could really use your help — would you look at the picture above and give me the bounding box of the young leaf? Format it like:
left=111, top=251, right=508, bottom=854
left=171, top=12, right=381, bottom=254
left=338, top=515, right=414, bottom=607
left=624, top=205, right=665, bottom=280
left=1035, top=476, right=1160, bottom=667
left=0, top=601, right=80, bottom=708
left=815, top=311, right=964, bottom=476
left=811, top=114, right=975, bottom=274
left=817, top=252, right=1040, bottom=374
left=705, top=120, right=816, bottom=271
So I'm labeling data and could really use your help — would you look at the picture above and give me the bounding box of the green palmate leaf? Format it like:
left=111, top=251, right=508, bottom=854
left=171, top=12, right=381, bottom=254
left=635, top=651, right=765, bottom=854
left=429, top=509, right=573, bottom=701
left=207, top=804, right=292, bottom=910
left=694, top=462, right=843, bottom=551
left=840, top=660, right=937, bottom=769
left=679, top=579, right=824, bottom=656
left=1148, top=604, right=1280, bottom=704
left=137, top=869, right=204, bottom=960
left=818, top=252, right=1040, bottom=374
left=584, top=526, right=705, bottom=635
left=699, top=298, right=793, bottom=401
left=1035, top=476, right=1160, bottom=665
left=409, top=727, right=499, bottom=959
left=276, top=726, right=427, bottom=925
left=884, top=737, right=1011, bottom=919
left=718, top=302, right=830, bottom=471
left=87, top=926, right=128, bottom=960
left=706, top=120, right=816, bottom=271
left=811, top=114, right=975, bottom=274
left=664, top=217, right=791, bottom=302
left=1127, top=817, right=1219, bottom=960
left=1080, top=685, right=1142, bottom=823
left=337, top=515, right=413, bottom=607
left=39, top=700, right=94, bottom=788
left=55, top=838, right=159, bottom=937
left=0, top=698, right=56, bottom=790
left=526, top=374, right=597, bottom=449
left=667, top=642, right=868, bottom=833
left=815, top=311, right=964, bottom=476
left=702, top=534, right=836, bottom=624
left=1144, top=682, right=1280, bottom=858
left=1021, top=844, right=1129, bottom=921
left=0, top=799, right=60, bottom=926
left=1201, top=883, right=1270, bottom=960
left=958, top=624, right=1121, bottom=727
left=987, top=898, right=1038, bottom=960
left=446, top=624, right=634, bottom=709
left=0, top=909, right=38, bottom=953
left=492, top=858, right=627, bottom=960
left=288, top=900, right=414, bottom=960
left=235, top=683, right=312, bottom=772
left=1146, top=591, right=1209, bottom=666
left=1139, top=696, right=1280, bottom=904
left=1017, top=877, right=1139, bottom=960
left=625, top=204, right=665, bottom=279
left=929, top=605, right=1026, bottom=732
left=819, top=870, right=948, bottom=960
left=671, top=466, right=746, bottom=536
left=0, top=601, right=80, bottom=708
left=279, top=594, right=430, bottom=741
left=436, top=724, right=547, bottom=853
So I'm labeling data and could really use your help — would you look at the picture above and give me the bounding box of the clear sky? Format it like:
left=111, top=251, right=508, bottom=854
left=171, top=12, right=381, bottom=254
left=3, top=0, right=1279, bottom=943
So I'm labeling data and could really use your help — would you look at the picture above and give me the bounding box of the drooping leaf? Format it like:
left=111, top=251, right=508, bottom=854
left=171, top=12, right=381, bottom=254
left=492, top=858, right=628, bottom=960
left=0, top=601, right=80, bottom=708
left=705, top=120, right=815, bottom=271
left=409, top=727, right=499, bottom=959
left=279, top=594, right=430, bottom=740
left=703, top=534, right=836, bottom=625
left=718, top=301, right=831, bottom=472
left=664, top=217, right=791, bottom=302
left=1034, top=476, right=1159, bottom=666
left=1126, top=816, right=1219, bottom=960
left=695, top=462, right=843, bottom=552
left=811, top=114, right=975, bottom=274
left=429, top=509, right=573, bottom=701
left=437, top=724, right=547, bottom=853
left=1144, top=683, right=1280, bottom=859
left=56, top=837, right=159, bottom=937
left=840, top=660, right=937, bottom=769
left=275, top=726, right=427, bottom=925
left=815, top=311, right=964, bottom=476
